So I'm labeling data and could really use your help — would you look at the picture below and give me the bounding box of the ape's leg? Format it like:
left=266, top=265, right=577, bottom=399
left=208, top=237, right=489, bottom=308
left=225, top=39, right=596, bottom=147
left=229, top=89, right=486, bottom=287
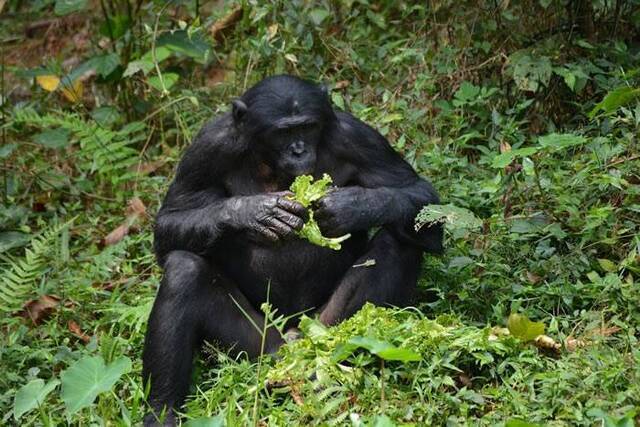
left=142, top=250, right=283, bottom=426
left=319, top=228, right=423, bottom=325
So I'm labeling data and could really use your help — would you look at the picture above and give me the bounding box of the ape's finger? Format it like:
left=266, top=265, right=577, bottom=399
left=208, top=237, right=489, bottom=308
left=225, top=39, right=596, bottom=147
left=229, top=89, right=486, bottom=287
left=314, top=199, right=333, bottom=220
left=263, top=217, right=296, bottom=238
left=276, top=197, right=308, bottom=218
left=274, top=207, right=304, bottom=231
left=256, top=223, right=280, bottom=242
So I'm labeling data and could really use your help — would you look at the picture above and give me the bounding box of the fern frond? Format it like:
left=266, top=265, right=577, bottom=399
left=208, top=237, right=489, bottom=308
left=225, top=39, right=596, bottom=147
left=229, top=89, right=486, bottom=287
left=0, top=222, right=70, bottom=313
left=12, top=109, right=143, bottom=184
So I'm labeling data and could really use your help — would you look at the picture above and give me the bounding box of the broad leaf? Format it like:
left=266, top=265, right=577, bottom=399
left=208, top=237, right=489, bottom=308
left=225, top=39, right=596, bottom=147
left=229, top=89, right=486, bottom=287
left=0, top=143, right=17, bottom=158
left=372, top=415, right=396, bottom=427
left=491, top=147, right=539, bottom=168
left=507, top=313, right=545, bottom=342
left=61, top=355, right=131, bottom=415
left=184, top=415, right=225, bottom=427
left=309, top=9, right=330, bottom=26
left=415, top=204, right=482, bottom=232
left=0, top=231, right=31, bottom=253
left=589, top=86, right=640, bottom=118
left=32, top=128, right=71, bottom=149
left=538, top=133, right=586, bottom=150
left=333, top=336, right=421, bottom=362
left=14, top=379, right=60, bottom=419
left=123, top=47, right=171, bottom=77
left=506, top=420, right=541, bottom=427
left=157, top=30, right=211, bottom=63
left=54, top=0, right=87, bottom=16
left=148, top=73, right=179, bottom=92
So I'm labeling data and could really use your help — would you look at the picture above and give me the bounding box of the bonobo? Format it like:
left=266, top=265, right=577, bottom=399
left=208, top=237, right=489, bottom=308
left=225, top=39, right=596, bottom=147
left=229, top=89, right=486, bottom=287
left=142, top=75, right=442, bottom=425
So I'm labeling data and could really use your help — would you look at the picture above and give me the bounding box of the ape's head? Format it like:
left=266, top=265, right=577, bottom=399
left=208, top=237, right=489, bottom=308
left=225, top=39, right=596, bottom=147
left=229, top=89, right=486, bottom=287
left=231, top=75, right=335, bottom=178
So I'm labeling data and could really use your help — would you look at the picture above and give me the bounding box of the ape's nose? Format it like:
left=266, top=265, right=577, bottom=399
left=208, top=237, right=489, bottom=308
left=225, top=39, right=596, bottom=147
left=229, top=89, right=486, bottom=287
left=291, top=141, right=306, bottom=156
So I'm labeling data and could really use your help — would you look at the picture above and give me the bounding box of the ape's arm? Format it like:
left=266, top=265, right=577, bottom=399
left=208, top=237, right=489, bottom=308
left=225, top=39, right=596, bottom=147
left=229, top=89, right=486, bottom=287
left=316, top=112, right=442, bottom=253
left=153, top=116, right=239, bottom=263
left=154, top=115, right=306, bottom=264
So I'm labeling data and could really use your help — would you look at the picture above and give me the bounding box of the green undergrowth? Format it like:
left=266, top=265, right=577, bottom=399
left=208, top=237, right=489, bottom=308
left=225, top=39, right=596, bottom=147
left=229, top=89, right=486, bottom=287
left=1, top=0, right=639, bottom=426
left=184, top=304, right=639, bottom=426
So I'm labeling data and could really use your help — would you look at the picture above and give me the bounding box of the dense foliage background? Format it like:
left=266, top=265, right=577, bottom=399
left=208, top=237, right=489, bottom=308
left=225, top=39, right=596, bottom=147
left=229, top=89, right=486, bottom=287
left=1, top=0, right=639, bottom=425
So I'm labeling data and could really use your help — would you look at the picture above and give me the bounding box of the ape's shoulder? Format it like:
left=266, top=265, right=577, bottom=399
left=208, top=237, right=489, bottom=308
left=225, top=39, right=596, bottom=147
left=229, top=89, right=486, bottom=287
left=333, top=111, right=389, bottom=146
left=175, top=112, right=242, bottom=184
left=191, top=112, right=239, bottom=152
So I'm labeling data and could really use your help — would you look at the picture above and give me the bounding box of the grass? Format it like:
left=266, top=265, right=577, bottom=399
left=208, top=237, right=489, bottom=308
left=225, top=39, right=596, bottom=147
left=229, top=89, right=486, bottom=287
left=1, top=1, right=639, bottom=426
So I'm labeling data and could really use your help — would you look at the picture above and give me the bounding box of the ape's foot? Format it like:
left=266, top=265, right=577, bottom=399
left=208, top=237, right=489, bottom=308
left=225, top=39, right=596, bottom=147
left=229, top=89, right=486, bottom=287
left=283, top=327, right=303, bottom=343
left=143, top=409, right=176, bottom=427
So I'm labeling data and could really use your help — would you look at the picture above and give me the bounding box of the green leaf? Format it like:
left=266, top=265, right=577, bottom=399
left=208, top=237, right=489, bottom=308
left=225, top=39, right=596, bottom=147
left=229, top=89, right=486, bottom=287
left=0, top=143, right=17, bottom=158
left=184, top=415, right=225, bottom=427
left=148, top=73, right=179, bottom=92
left=309, top=9, right=330, bottom=26
left=334, top=336, right=421, bottom=362
left=597, top=259, right=618, bottom=273
left=290, top=174, right=332, bottom=207
left=99, top=14, right=132, bottom=39
left=54, top=0, right=87, bottom=16
left=372, top=415, right=396, bottom=427
left=298, top=316, right=329, bottom=341
left=67, top=54, right=120, bottom=82
left=330, top=91, right=345, bottom=110
left=61, top=355, right=131, bottom=415
left=381, top=113, right=403, bottom=123
left=157, top=30, right=211, bottom=64
left=415, top=204, right=482, bottom=232
left=298, top=211, right=351, bottom=250
left=454, top=81, right=480, bottom=102
left=289, top=174, right=351, bottom=250
left=506, top=420, right=541, bottom=427
left=123, top=47, right=172, bottom=77
left=507, top=313, right=545, bottom=342
left=508, top=53, right=552, bottom=92
left=90, top=54, right=120, bottom=78
left=0, top=231, right=31, bottom=253
left=14, top=379, right=60, bottom=419
left=91, top=106, right=121, bottom=127
left=589, top=86, right=640, bottom=118
left=491, top=147, right=539, bottom=168
left=32, top=128, right=71, bottom=149
left=538, top=133, right=586, bottom=151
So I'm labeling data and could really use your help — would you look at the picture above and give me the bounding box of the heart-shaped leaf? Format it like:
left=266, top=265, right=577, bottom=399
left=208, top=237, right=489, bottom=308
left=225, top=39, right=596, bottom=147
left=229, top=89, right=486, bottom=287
left=61, top=355, right=131, bottom=415
left=14, top=379, right=60, bottom=419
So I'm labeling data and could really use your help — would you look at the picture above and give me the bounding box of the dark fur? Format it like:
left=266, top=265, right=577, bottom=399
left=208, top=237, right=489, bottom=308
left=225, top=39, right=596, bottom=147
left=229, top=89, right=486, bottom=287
left=142, top=75, right=442, bottom=426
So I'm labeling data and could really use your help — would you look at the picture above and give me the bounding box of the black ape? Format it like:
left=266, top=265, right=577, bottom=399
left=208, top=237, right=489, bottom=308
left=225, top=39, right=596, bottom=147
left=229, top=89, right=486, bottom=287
left=142, top=75, right=442, bottom=425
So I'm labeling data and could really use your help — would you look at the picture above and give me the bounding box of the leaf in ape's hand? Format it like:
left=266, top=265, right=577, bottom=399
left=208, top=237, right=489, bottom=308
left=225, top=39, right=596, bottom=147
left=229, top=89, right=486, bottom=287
left=289, top=174, right=350, bottom=250
left=289, top=173, right=333, bottom=207
left=299, top=211, right=351, bottom=251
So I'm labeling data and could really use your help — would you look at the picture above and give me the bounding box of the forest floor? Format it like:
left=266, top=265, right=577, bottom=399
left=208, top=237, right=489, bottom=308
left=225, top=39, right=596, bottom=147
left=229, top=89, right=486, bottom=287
left=1, top=1, right=639, bottom=426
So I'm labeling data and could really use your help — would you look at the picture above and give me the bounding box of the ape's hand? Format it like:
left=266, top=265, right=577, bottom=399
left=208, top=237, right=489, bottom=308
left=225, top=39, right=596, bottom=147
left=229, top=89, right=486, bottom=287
left=226, top=193, right=307, bottom=243
left=315, top=187, right=390, bottom=237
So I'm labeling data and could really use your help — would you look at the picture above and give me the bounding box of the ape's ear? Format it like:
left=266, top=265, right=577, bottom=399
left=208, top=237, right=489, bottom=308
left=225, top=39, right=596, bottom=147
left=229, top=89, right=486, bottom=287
left=232, top=99, right=247, bottom=122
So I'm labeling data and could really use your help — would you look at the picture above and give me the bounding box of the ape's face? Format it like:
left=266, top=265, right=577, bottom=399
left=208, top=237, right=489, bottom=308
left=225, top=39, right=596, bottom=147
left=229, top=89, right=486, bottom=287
left=263, top=123, right=321, bottom=177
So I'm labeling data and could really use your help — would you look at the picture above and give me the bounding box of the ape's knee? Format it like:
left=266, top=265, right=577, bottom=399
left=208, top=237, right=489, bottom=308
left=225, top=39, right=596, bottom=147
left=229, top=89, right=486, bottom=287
left=159, top=251, right=211, bottom=300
